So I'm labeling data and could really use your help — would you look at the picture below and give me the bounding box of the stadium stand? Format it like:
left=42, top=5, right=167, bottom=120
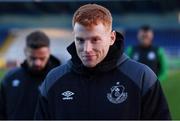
left=125, top=29, right=180, bottom=57
left=0, top=28, right=9, bottom=46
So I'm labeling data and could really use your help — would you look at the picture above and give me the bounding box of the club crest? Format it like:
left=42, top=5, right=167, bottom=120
left=107, top=82, right=128, bottom=104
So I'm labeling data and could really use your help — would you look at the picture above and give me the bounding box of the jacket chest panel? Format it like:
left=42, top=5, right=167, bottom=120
left=132, top=49, right=158, bottom=62
left=50, top=72, right=141, bottom=119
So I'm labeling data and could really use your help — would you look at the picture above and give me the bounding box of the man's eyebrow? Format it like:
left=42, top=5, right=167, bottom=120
left=76, top=36, right=101, bottom=40
left=92, top=36, right=101, bottom=39
left=75, top=37, right=84, bottom=40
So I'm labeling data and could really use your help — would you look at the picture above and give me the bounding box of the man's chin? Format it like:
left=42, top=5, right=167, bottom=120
left=33, top=69, right=43, bottom=72
left=83, top=62, right=97, bottom=68
left=31, top=67, right=44, bottom=72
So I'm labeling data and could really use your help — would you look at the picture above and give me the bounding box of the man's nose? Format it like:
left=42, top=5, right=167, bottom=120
left=84, top=41, right=92, bottom=52
left=34, top=59, right=41, bottom=66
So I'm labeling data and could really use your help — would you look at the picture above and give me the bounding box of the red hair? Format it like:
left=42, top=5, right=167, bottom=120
left=72, top=4, right=112, bottom=30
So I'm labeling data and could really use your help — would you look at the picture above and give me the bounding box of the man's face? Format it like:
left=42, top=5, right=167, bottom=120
left=138, top=30, right=154, bottom=47
left=25, top=47, right=50, bottom=71
left=73, top=23, right=116, bottom=68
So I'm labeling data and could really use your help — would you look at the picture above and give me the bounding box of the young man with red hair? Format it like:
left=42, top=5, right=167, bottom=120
left=35, top=4, right=171, bottom=120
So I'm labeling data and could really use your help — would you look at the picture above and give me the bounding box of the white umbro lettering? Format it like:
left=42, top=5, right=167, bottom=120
left=61, top=91, right=74, bottom=100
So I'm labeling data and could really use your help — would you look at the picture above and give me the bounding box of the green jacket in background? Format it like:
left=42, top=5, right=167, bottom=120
left=126, top=46, right=168, bottom=82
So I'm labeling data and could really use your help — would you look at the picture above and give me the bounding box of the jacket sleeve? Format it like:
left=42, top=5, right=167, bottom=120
left=34, top=95, right=50, bottom=119
left=157, top=47, right=168, bottom=82
left=34, top=64, right=68, bottom=119
left=126, top=46, right=133, bottom=58
left=34, top=70, right=54, bottom=120
left=140, top=65, right=171, bottom=119
left=0, top=77, right=7, bottom=119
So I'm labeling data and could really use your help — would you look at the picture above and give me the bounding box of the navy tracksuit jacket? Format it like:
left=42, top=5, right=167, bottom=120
left=35, top=32, right=171, bottom=120
left=0, top=55, right=61, bottom=119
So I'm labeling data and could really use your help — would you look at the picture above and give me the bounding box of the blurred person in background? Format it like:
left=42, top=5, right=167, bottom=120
left=0, top=31, right=61, bottom=119
left=35, top=4, right=170, bottom=120
left=126, top=25, right=168, bottom=82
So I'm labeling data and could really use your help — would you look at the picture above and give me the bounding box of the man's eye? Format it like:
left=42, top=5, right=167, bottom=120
left=77, top=39, right=84, bottom=43
left=92, top=38, right=100, bottom=43
left=30, top=57, right=36, bottom=60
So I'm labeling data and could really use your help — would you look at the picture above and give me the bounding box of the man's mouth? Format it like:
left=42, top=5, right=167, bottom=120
left=82, top=55, right=95, bottom=61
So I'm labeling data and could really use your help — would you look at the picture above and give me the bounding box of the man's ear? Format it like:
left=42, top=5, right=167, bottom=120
left=72, top=31, right=76, bottom=41
left=47, top=48, right=51, bottom=56
left=110, top=30, right=116, bottom=45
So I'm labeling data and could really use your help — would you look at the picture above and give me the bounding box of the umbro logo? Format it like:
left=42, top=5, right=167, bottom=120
left=12, top=79, right=20, bottom=87
left=61, top=91, right=74, bottom=100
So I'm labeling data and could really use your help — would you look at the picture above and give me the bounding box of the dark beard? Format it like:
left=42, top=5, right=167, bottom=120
left=29, top=66, right=48, bottom=77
